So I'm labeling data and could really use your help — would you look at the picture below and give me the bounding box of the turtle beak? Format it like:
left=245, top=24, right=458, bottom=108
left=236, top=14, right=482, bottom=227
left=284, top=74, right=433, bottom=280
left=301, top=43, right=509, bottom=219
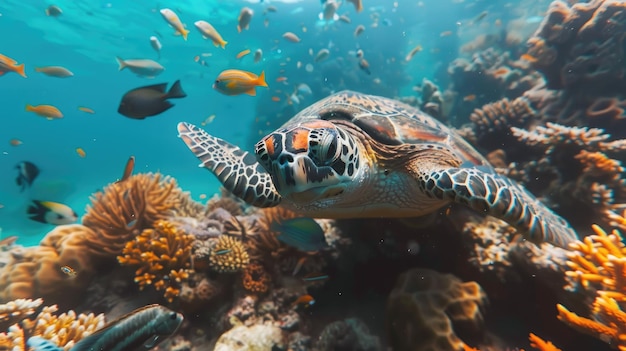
left=288, top=185, right=345, bottom=204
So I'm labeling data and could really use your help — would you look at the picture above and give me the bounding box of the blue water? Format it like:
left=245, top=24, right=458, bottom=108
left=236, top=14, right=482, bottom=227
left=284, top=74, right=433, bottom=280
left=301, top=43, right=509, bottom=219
left=0, top=0, right=543, bottom=246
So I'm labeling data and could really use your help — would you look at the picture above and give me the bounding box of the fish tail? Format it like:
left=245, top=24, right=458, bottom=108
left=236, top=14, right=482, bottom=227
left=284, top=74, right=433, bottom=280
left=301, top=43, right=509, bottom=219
left=26, top=200, right=47, bottom=223
left=15, top=63, right=27, bottom=78
left=25, top=104, right=33, bottom=112
left=45, top=9, right=50, bottom=16
left=221, top=40, right=228, bottom=49
left=257, top=71, right=268, bottom=87
left=182, top=29, right=190, bottom=41
left=116, top=56, right=127, bottom=71
left=237, top=25, right=242, bottom=33
left=167, top=80, right=187, bottom=99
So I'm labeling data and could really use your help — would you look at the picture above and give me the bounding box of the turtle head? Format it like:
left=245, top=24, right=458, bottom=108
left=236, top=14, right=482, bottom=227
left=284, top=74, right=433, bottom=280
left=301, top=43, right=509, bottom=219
left=255, top=120, right=361, bottom=204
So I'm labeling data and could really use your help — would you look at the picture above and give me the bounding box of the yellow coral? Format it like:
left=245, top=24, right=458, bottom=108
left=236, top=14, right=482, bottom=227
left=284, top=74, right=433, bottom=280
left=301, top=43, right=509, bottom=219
left=209, top=236, right=249, bottom=273
left=559, top=224, right=626, bottom=349
left=0, top=301, right=105, bottom=351
left=118, top=220, right=195, bottom=303
left=83, top=173, right=184, bottom=256
left=242, top=263, right=270, bottom=293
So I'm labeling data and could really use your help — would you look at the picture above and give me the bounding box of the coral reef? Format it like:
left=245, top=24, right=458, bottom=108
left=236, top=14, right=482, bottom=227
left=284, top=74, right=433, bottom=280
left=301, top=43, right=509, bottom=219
left=117, top=220, right=195, bottom=303
left=386, top=268, right=487, bottom=351
left=528, top=333, right=562, bottom=351
left=0, top=301, right=105, bottom=351
left=213, top=324, right=286, bottom=351
left=557, top=224, right=626, bottom=349
left=209, top=235, right=250, bottom=273
left=242, top=263, right=271, bottom=293
left=315, top=318, right=381, bottom=351
left=82, top=173, right=185, bottom=257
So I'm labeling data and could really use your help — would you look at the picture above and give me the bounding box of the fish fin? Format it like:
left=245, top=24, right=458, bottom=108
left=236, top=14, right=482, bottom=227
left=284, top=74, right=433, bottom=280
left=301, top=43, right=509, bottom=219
left=69, top=331, right=102, bottom=351
left=144, top=335, right=160, bottom=348
left=27, top=336, right=63, bottom=351
left=15, top=64, right=27, bottom=78
left=244, top=88, right=257, bottom=96
left=26, top=201, right=47, bottom=224
left=182, top=29, right=190, bottom=41
left=143, top=83, right=169, bottom=93
left=115, top=56, right=127, bottom=71
left=257, top=71, right=268, bottom=87
left=45, top=8, right=50, bottom=16
left=167, top=80, right=187, bottom=99
left=237, top=25, right=242, bottom=33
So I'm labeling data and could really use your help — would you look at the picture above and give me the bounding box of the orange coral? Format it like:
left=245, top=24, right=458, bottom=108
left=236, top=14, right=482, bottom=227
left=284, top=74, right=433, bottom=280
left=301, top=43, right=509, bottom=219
left=117, top=220, right=195, bottom=303
left=209, top=236, right=249, bottom=273
left=83, top=173, right=184, bottom=256
left=559, top=224, right=626, bottom=349
left=575, top=150, right=624, bottom=180
left=242, top=263, right=270, bottom=293
left=528, top=333, right=562, bottom=351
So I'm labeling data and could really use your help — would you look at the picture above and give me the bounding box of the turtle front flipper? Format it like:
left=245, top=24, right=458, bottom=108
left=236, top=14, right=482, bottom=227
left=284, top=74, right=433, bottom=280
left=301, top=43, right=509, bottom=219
left=420, top=167, right=578, bottom=248
left=177, top=122, right=281, bottom=208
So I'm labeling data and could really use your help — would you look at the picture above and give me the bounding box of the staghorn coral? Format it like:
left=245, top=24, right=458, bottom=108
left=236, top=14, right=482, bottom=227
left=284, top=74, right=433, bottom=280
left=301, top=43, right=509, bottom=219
left=386, top=268, right=487, bottom=351
left=117, top=220, right=195, bottom=303
left=0, top=302, right=105, bottom=351
left=557, top=224, right=626, bottom=349
left=242, top=263, right=271, bottom=293
left=528, top=333, right=562, bottom=351
left=82, top=173, right=184, bottom=256
left=209, top=236, right=249, bottom=273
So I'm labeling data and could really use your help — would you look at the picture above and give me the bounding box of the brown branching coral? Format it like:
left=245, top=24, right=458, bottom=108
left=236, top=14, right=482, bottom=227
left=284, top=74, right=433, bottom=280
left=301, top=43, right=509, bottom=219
left=558, top=224, right=626, bottom=349
left=386, top=268, right=487, bottom=351
left=0, top=302, right=105, bottom=351
left=209, top=236, right=250, bottom=273
left=117, top=220, right=195, bottom=303
left=82, top=173, right=184, bottom=256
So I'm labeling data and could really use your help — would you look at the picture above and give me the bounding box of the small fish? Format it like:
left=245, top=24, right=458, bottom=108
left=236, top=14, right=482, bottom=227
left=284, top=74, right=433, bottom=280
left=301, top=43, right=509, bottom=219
left=265, top=6, right=278, bottom=13
left=116, top=57, right=164, bottom=78
left=271, top=96, right=281, bottom=102
left=282, top=32, right=301, bottom=43
left=34, top=66, right=73, bottom=78
left=150, top=36, right=162, bottom=59
left=302, top=272, right=329, bottom=282
left=76, top=147, right=86, bottom=158
left=61, top=265, right=77, bottom=277
left=27, top=336, right=62, bottom=351
left=492, top=67, right=509, bottom=77
left=521, top=53, right=537, bottom=62
left=213, top=69, right=268, bottom=96
left=15, top=161, right=39, bottom=192
left=45, top=5, right=62, bottom=17
left=463, top=94, right=476, bottom=102
left=320, top=0, right=339, bottom=21
left=347, top=0, right=363, bottom=12
left=9, top=139, right=23, bottom=146
left=314, top=48, right=330, bottom=62
left=160, top=8, right=189, bottom=40
left=238, top=7, right=254, bottom=32
left=272, top=217, right=328, bottom=252
left=339, top=15, right=351, bottom=24
left=292, top=294, right=315, bottom=309
left=440, top=30, right=453, bottom=37
left=405, top=45, right=423, bottom=62
left=355, top=49, right=364, bottom=58
left=0, top=54, right=27, bottom=78
left=200, top=115, right=216, bottom=126
left=236, top=49, right=251, bottom=59
left=472, top=11, right=488, bottom=24
left=194, top=20, right=228, bottom=48
left=214, top=249, right=232, bottom=255
left=297, top=83, right=312, bottom=95
left=275, top=76, right=288, bottom=83
left=354, top=25, right=365, bottom=37
left=27, top=200, right=77, bottom=225
left=358, top=58, right=371, bottom=75
left=118, top=80, right=186, bottom=119
left=69, top=304, right=183, bottom=351
left=254, top=49, right=263, bottom=63
left=78, top=106, right=95, bottom=114
left=26, top=104, right=63, bottom=119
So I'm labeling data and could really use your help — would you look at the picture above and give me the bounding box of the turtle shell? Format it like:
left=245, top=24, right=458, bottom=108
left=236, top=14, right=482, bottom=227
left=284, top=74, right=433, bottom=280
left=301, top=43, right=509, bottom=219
left=283, top=90, right=490, bottom=167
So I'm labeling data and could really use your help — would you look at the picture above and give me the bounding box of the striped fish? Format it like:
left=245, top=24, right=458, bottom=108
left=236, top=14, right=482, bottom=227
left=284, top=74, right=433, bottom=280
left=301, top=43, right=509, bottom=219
left=70, top=304, right=183, bottom=351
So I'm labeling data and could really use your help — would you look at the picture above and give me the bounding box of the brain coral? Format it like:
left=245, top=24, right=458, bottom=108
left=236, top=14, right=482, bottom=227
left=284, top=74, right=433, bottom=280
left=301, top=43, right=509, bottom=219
left=82, top=173, right=185, bottom=256
left=386, top=268, right=487, bottom=351
left=118, top=220, right=195, bottom=303
left=209, top=236, right=250, bottom=273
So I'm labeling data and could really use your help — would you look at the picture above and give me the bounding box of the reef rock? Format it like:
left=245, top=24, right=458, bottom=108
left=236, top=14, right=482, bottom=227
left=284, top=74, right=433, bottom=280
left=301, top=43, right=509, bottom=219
left=213, top=324, right=286, bottom=351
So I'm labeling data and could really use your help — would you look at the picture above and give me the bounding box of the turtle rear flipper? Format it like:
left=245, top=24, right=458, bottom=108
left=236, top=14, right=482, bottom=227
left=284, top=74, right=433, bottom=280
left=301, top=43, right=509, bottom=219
left=420, top=167, right=578, bottom=248
left=177, top=122, right=281, bottom=208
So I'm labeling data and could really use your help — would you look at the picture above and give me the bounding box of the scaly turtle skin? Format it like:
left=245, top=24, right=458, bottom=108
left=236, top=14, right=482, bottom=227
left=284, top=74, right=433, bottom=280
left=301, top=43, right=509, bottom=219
left=177, top=90, right=578, bottom=248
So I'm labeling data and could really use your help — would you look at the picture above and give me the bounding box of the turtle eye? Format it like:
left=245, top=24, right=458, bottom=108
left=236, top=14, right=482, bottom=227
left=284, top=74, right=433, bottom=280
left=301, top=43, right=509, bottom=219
left=309, top=129, right=340, bottom=166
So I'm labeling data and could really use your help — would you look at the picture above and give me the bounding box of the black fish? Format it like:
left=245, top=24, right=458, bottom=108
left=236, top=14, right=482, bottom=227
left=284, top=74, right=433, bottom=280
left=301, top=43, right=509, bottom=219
left=15, top=161, right=39, bottom=192
left=118, top=80, right=186, bottom=119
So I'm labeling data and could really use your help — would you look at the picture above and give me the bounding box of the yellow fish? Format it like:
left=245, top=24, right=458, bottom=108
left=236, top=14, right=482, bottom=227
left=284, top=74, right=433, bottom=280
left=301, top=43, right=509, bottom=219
left=0, top=54, right=26, bottom=78
left=160, top=8, right=189, bottom=40
left=26, top=104, right=63, bottom=119
left=194, top=20, right=227, bottom=48
left=213, top=70, right=268, bottom=96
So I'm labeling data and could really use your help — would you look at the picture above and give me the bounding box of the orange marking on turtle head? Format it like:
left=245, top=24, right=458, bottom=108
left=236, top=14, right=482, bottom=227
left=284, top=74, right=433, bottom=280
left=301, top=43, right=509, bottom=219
left=265, top=136, right=276, bottom=156
left=291, top=129, right=310, bottom=151
left=301, top=120, right=335, bottom=129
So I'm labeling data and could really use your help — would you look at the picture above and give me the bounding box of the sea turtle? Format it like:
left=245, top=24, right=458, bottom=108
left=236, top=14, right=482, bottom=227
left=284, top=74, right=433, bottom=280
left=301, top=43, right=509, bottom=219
left=177, top=90, right=577, bottom=248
